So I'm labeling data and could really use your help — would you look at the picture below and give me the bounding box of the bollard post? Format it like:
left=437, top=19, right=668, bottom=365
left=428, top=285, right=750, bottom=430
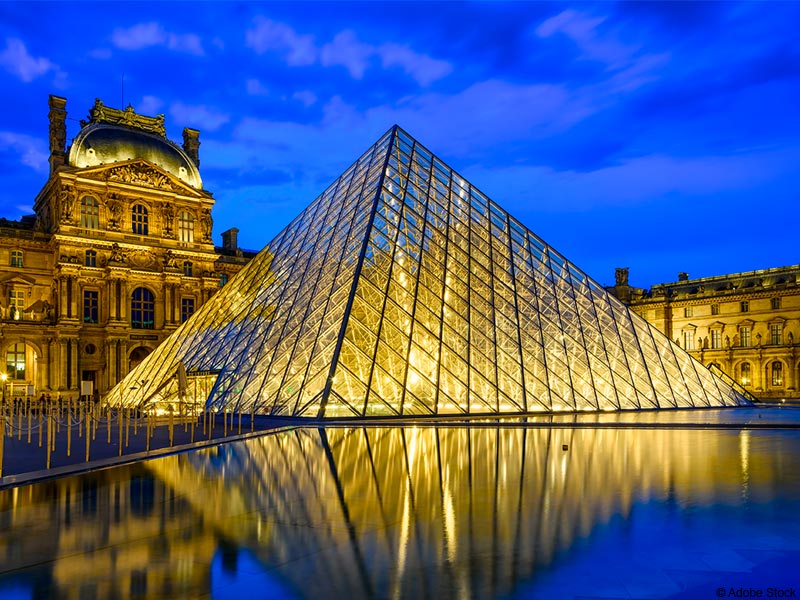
left=125, top=408, right=130, bottom=448
left=38, top=400, right=43, bottom=448
left=169, top=407, right=174, bottom=447
left=67, top=406, right=72, bottom=457
left=17, top=400, right=22, bottom=440
left=223, top=408, right=227, bottom=437
left=190, top=413, right=195, bottom=443
left=85, top=407, right=91, bottom=463
left=0, top=399, right=5, bottom=479
left=238, top=411, right=242, bottom=435
left=46, top=408, right=52, bottom=470
left=118, top=407, right=123, bottom=457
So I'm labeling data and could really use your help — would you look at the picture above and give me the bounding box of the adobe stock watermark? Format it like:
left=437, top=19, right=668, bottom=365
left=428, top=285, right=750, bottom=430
left=716, top=587, right=797, bottom=598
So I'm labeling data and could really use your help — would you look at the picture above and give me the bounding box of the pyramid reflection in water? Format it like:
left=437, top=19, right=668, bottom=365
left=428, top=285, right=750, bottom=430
left=106, top=126, right=749, bottom=417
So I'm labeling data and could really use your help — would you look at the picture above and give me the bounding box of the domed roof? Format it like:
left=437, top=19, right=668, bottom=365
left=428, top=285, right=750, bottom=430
left=67, top=102, right=202, bottom=188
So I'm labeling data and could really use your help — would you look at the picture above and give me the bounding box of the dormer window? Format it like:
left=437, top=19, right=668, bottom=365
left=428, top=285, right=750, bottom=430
left=179, top=211, right=194, bottom=242
left=80, top=195, right=100, bottom=229
left=10, top=250, right=23, bottom=268
left=132, top=204, right=149, bottom=235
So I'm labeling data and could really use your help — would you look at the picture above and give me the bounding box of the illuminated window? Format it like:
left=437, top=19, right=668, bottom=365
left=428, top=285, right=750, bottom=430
left=711, top=329, right=722, bottom=349
left=9, top=290, right=25, bottom=319
left=682, top=331, right=694, bottom=350
left=684, top=307, right=692, bottom=318
left=85, top=249, right=97, bottom=267
left=181, top=297, right=195, bottom=323
left=740, top=362, right=751, bottom=386
left=80, top=196, right=100, bottom=229
left=770, top=324, right=783, bottom=345
left=6, top=343, right=26, bottom=379
left=740, top=301, right=749, bottom=313
left=771, top=297, right=781, bottom=310
left=739, top=326, right=751, bottom=348
left=131, top=204, right=149, bottom=235
left=83, top=290, right=98, bottom=324
left=711, top=303, right=720, bottom=316
left=219, top=272, right=228, bottom=287
left=772, top=361, right=783, bottom=386
left=183, top=261, right=193, bottom=277
left=131, top=287, right=155, bottom=329
left=10, top=250, right=23, bottom=268
left=178, top=211, right=194, bottom=242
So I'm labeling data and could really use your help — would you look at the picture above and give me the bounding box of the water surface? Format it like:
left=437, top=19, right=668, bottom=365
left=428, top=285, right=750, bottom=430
left=1, top=413, right=799, bottom=598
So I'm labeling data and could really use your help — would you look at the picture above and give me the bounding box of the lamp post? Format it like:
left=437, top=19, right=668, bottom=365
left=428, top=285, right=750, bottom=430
left=1, top=372, right=7, bottom=403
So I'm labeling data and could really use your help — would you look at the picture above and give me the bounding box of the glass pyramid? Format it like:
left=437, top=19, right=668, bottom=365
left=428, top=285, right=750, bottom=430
left=105, top=126, right=749, bottom=417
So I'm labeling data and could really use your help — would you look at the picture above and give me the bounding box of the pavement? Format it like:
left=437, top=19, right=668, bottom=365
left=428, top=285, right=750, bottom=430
left=0, top=410, right=286, bottom=489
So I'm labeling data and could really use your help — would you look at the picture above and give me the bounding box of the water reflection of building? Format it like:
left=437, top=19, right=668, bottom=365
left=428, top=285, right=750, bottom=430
left=147, top=426, right=790, bottom=598
left=0, top=466, right=216, bottom=598
left=1, top=425, right=796, bottom=598
left=609, top=266, right=800, bottom=401
left=0, top=95, right=253, bottom=399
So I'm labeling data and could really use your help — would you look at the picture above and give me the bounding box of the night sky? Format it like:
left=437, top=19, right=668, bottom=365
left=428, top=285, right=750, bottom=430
left=1, top=2, right=798, bottom=289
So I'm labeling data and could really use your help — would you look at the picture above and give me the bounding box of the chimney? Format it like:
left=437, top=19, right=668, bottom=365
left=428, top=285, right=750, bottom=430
left=48, top=95, right=67, bottom=173
left=222, top=228, right=239, bottom=252
left=678, top=272, right=689, bottom=281
left=182, top=127, right=201, bottom=168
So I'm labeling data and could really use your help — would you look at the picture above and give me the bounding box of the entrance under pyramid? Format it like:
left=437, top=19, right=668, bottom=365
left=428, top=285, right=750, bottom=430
left=105, top=126, right=750, bottom=417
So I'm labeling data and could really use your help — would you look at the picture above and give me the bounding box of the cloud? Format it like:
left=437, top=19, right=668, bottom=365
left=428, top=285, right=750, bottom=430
left=170, top=102, right=230, bottom=131
left=0, top=131, right=48, bottom=171
left=245, top=17, right=316, bottom=66
left=246, top=18, right=450, bottom=85
left=112, top=22, right=166, bottom=50
left=111, top=22, right=204, bottom=55
left=462, top=148, right=799, bottom=213
left=377, top=44, right=452, bottom=86
left=138, top=95, right=163, bottom=115
left=246, top=78, right=269, bottom=96
left=292, top=90, right=317, bottom=106
left=88, top=48, right=112, bottom=60
left=320, top=30, right=373, bottom=79
left=0, top=38, right=57, bottom=82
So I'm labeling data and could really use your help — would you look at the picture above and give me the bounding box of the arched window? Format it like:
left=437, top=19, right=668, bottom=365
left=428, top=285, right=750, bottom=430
left=219, top=272, right=228, bottom=287
left=80, top=196, right=100, bottom=229
left=131, top=287, right=155, bottom=329
left=85, top=249, right=97, bottom=267
left=772, top=362, right=783, bottom=386
left=183, top=261, right=193, bottom=277
left=131, top=204, right=149, bottom=235
left=6, top=343, right=26, bottom=379
left=178, top=211, right=194, bottom=242
left=740, top=362, right=751, bottom=386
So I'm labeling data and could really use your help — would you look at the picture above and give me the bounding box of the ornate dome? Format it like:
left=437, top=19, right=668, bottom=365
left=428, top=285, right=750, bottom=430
left=67, top=102, right=202, bottom=189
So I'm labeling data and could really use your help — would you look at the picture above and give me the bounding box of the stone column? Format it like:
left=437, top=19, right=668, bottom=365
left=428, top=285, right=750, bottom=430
left=165, top=284, right=173, bottom=325
left=58, top=339, right=68, bottom=390
left=59, top=277, right=67, bottom=319
left=120, top=280, right=129, bottom=321
left=71, top=339, right=79, bottom=392
left=69, top=276, right=79, bottom=320
left=108, top=278, right=117, bottom=320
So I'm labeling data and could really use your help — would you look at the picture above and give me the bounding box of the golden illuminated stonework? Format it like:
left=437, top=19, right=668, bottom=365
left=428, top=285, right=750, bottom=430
left=106, top=126, right=749, bottom=417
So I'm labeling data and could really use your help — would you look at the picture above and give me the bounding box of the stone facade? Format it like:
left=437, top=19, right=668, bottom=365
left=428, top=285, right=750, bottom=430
left=609, top=266, right=800, bottom=401
left=0, top=95, right=253, bottom=398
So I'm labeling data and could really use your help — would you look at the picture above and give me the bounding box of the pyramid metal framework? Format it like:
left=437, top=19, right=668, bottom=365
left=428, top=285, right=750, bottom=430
left=106, top=126, right=749, bottom=417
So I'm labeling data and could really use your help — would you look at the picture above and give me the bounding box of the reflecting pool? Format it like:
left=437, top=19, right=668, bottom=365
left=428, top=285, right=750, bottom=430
left=2, top=417, right=800, bottom=599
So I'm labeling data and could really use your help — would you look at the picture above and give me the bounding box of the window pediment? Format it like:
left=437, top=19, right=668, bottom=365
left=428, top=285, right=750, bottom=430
left=0, top=273, right=35, bottom=286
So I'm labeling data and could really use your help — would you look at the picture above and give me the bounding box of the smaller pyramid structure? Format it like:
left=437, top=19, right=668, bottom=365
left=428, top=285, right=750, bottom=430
left=105, top=126, right=749, bottom=417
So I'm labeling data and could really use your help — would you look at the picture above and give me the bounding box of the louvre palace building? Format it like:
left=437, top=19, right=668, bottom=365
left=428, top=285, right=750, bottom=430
left=609, top=266, right=800, bottom=402
left=0, top=95, right=252, bottom=398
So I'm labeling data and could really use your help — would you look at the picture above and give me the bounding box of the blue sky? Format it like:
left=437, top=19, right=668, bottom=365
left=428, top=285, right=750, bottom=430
left=0, top=1, right=798, bottom=288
